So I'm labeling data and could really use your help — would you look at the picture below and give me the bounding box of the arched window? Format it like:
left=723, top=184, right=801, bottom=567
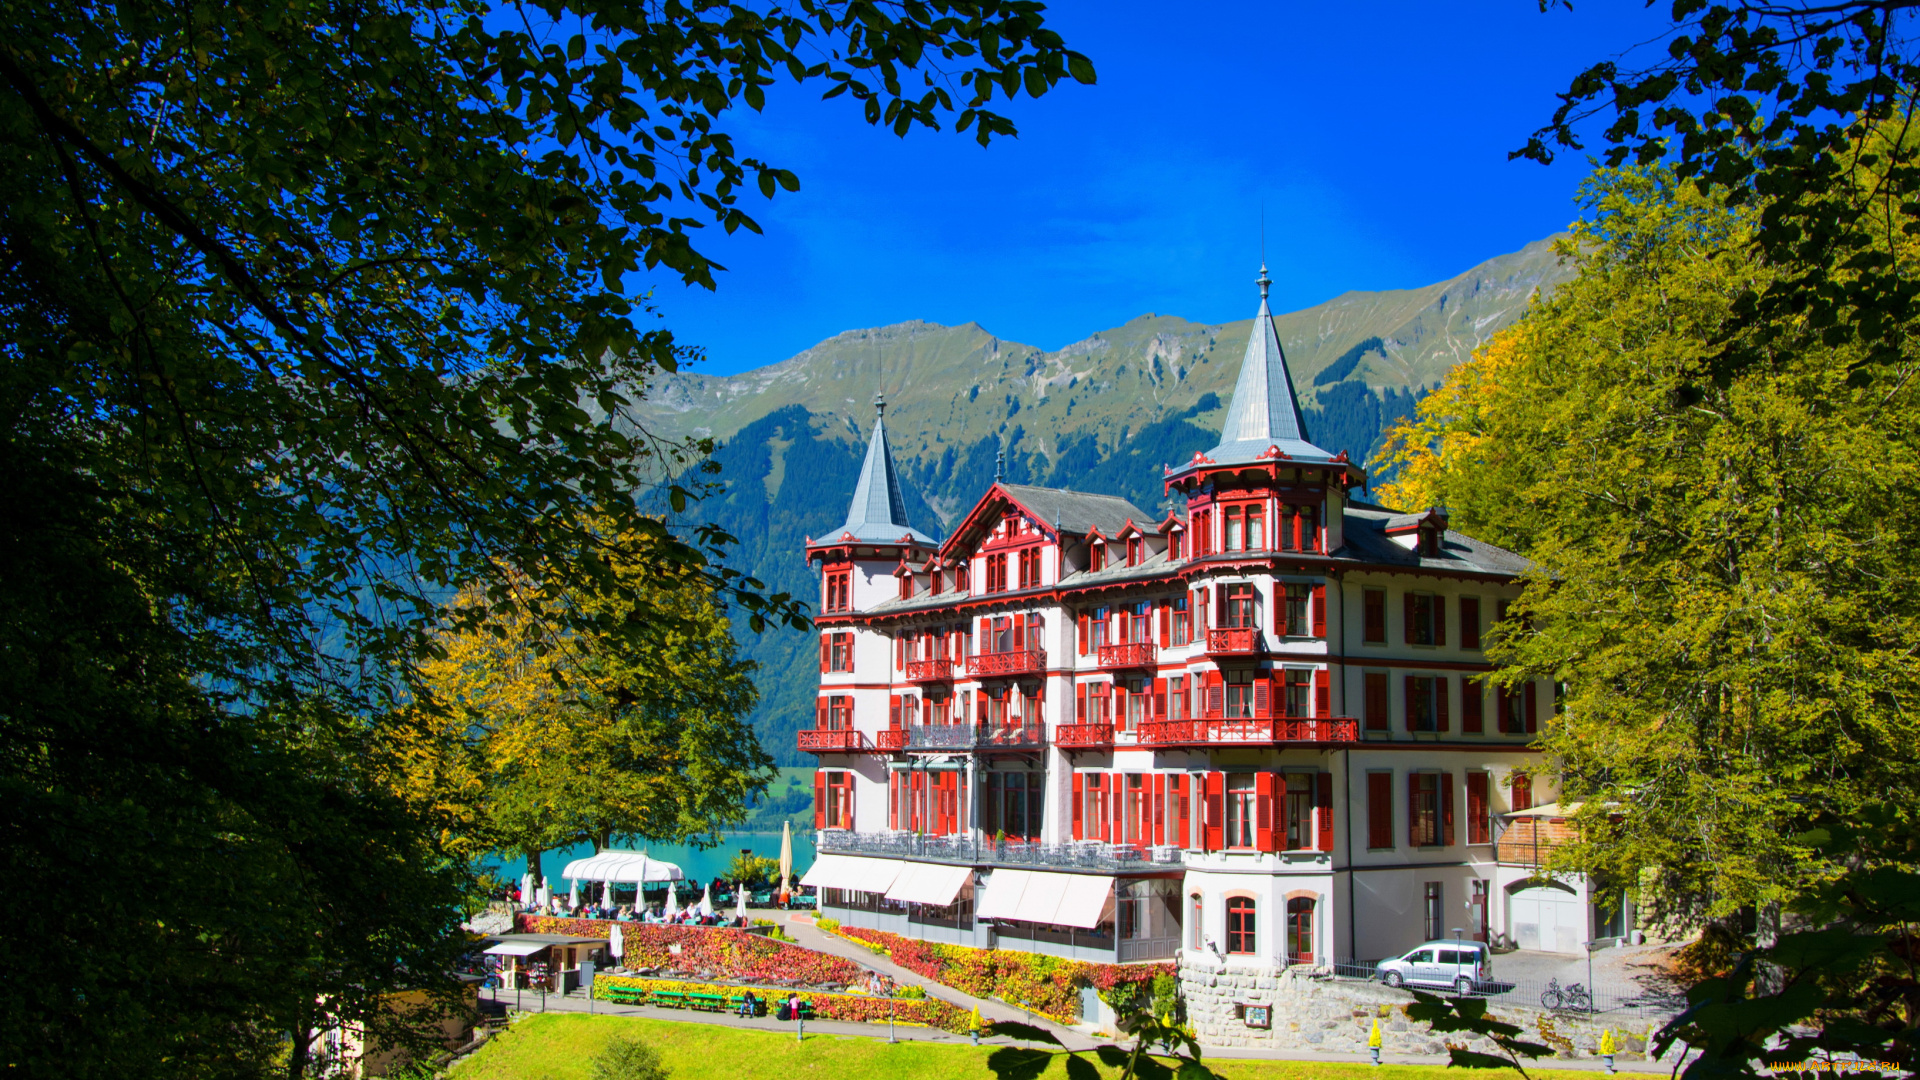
left=1189, top=893, right=1205, bottom=950
left=1226, top=896, right=1257, bottom=955
left=1287, top=897, right=1316, bottom=963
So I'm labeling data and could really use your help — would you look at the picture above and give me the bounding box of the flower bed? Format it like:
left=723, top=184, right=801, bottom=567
left=591, top=974, right=973, bottom=1033
left=519, top=917, right=860, bottom=986
left=822, top=925, right=1174, bottom=1024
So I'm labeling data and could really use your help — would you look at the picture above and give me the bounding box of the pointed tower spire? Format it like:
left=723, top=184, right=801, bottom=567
left=1204, top=263, right=1331, bottom=463
left=837, top=394, right=936, bottom=544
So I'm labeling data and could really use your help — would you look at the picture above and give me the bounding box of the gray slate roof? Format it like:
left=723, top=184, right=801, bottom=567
left=1205, top=272, right=1335, bottom=465
left=833, top=414, right=938, bottom=545
left=998, top=484, right=1152, bottom=538
left=1339, top=501, right=1532, bottom=576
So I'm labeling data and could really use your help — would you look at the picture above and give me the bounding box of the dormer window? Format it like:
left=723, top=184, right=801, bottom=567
left=1127, top=538, right=1143, bottom=566
left=1091, top=541, right=1106, bottom=572
left=899, top=573, right=915, bottom=601
left=1418, top=526, right=1441, bottom=557
left=824, top=569, right=851, bottom=613
left=956, top=563, right=969, bottom=591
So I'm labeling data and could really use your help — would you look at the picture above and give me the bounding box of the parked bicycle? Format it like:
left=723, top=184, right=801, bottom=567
left=1540, top=978, right=1593, bottom=1012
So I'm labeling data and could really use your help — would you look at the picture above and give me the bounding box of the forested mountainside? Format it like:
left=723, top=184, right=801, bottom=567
left=674, top=237, right=1574, bottom=766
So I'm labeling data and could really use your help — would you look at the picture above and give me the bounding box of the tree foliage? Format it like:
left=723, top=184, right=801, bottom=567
left=1375, top=166, right=1920, bottom=917
left=1, top=0, right=1089, bottom=1076
left=399, top=527, right=769, bottom=870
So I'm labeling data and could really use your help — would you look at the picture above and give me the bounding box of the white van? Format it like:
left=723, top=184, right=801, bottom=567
left=1373, top=940, right=1491, bottom=994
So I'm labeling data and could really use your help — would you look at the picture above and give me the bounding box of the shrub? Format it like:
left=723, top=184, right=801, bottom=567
left=590, top=975, right=970, bottom=1033
left=590, top=1036, right=669, bottom=1080
left=520, top=917, right=860, bottom=985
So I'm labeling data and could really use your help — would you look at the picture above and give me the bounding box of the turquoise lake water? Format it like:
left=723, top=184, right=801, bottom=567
left=484, top=831, right=817, bottom=895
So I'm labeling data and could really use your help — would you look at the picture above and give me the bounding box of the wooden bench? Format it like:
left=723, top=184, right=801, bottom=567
left=601, top=985, right=647, bottom=1005
left=687, top=992, right=728, bottom=1012
left=651, top=990, right=689, bottom=1009
left=727, top=995, right=766, bottom=1017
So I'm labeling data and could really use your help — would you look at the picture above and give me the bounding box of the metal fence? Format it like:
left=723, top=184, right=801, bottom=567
left=1327, top=958, right=1684, bottom=1021
left=817, top=829, right=1184, bottom=873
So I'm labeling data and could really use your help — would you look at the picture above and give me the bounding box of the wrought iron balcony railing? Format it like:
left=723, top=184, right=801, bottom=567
left=1205, top=627, right=1261, bottom=656
left=816, top=829, right=1184, bottom=872
left=903, top=722, right=1047, bottom=752
left=1097, top=642, right=1157, bottom=671
left=1137, top=717, right=1358, bottom=748
left=797, top=728, right=908, bottom=754
left=904, top=657, right=953, bottom=682
left=965, top=649, right=1046, bottom=678
left=1053, top=723, right=1114, bottom=749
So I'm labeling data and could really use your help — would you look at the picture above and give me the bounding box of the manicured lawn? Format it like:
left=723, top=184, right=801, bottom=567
left=451, top=1013, right=1614, bottom=1080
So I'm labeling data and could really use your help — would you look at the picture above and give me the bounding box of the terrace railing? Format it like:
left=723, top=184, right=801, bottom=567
left=1205, top=628, right=1261, bottom=656
left=1054, top=723, right=1115, bottom=749
left=1137, top=717, right=1358, bottom=748
left=904, top=657, right=954, bottom=682
left=817, top=829, right=1184, bottom=873
left=1096, top=642, right=1157, bottom=671
left=965, top=649, right=1046, bottom=678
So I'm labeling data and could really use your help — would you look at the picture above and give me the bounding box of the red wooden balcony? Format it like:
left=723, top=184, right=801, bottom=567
left=966, top=649, right=1047, bottom=678
left=1205, top=628, right=1261, bottom=657
left=1054, top=723, right=1114, bottom=749
left=797, top=728, right=906, bottom=754
left=1137, top=717, right=1358, bottom=748
left=1097, top=642, right=1157, bottom=671
left=977, top=721, right=1047, bottom=750
left=905, top=657, right=954, bottom=682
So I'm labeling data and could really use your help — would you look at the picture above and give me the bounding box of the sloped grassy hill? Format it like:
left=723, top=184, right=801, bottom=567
left=674, top=238, right=1573, bottom=765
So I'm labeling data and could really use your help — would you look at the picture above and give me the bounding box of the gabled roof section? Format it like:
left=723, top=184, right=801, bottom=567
left=833, top=398, right=938, bottom=546
left=996, top=484, right=1151, bottom=539
left=1206, top=266, right=1335, bottom=465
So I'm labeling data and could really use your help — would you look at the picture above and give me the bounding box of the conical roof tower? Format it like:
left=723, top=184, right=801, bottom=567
left=1204, top=264, right=1334, bottom=464
left=832, top=395, right=937, bottom=545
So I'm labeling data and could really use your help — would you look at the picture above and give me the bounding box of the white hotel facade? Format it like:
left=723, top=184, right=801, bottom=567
left=798, top=269, right=1609, bottom=974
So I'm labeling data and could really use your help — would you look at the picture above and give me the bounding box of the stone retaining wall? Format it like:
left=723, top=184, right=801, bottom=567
left=1179, top=955, right=1681, bottom=1064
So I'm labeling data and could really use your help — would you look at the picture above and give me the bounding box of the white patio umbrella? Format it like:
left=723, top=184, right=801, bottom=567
left=609, top=923, right=625, bottom=963
left=778, top=820, right=794, bottom=903
left=696, top=883, right=714, bottom=917
left=735, top=882, right=749, bottom=921
left=663, top=882, right=680, bottom=919
left=520, top=872, right=534, bottom=907
left=568, top=879, right=579, bottom=907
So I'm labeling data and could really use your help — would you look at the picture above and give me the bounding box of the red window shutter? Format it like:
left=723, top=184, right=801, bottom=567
left=1014, top=613, right=1027, bottom=650
left=1441, top=773, right=1456, bottom=847
left=1076, top=683, right=1086, bottom=723
left=1254, top=772, right=1278, bottom=851
left=1154, top=678, right=1168, bottom=721
left=1206, top=685, right=1224, bottom=716
left=1467, top=772, right=1489, bottom=844
left=1314, top=668, right=1330, bottom=717
left=1152, top=773, right=1166, bottom=846
left=819, top=635, right=830, bottom=673
left=843, top=634, right=854, bottom=674
left=1253, top=679, right=1270, bottom=719
left=1159, top=604, right=1171, bottom=646
left=814, top=772, right=827, bottom=830
left=1404, top=675, right=1417, bottom=731
left=1366, top=772, right=1392, bottom=849
left=1312, top=585, right=1326, bottom=637
left=1072, top=773, right=1084, bottom=839
left=889, top=694, right=902, bottom=729
left=816, top=698, right=827, bottom=729
left=1078, top=614, right=1088, bottom=655
left=1315, top=772, right=1334, bottom=851
left=1434, top=596, right=1446, bottom=647
left=1463, top=681, right=1484, bottom=733
left=896, top=638, right=904, bottom=669
left=979, top=617, right=989, bottom=648
left=1525, top=682, right=1539, bottom=733
left=1204, top=772, right=1225, bottom=852
left=1364, top=673, right=1388, bottom=730
left=1214, top=585, right=1226, bottom=625
left=1437, top=677, right=1451, bottom=732
left=1460, top=597, right=1480, bottom=649
left=1109, top=772, right=1123, bottom=842
left=1174, top=774, right=1191, bottom=848
left=1403, top=592, right=1415, bottom=645
left=889, top=773, right=899, bottom=831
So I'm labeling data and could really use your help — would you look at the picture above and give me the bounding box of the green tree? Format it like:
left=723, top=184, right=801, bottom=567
left=1377, top=166, right=1920, bottom=916
left=0, top=2, right=1090, bottom=1077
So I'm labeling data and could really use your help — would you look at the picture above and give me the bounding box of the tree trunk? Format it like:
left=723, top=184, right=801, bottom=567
left=528, top=848, right=545, bottom=890
left=287, top=1004, right=312, bottom=1080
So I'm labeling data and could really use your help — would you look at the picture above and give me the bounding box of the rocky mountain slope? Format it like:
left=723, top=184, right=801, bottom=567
left=666, top=236, right=1573, bottom=765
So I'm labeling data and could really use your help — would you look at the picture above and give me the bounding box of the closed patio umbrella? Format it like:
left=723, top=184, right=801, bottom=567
left=778, top=820, right=794, bottom=904
left=609, top=923, right=624, bottom=962
left=663, top=882, right=679, bottom=919
left=735, top=881, right=749, bottom=921
left=697, top=883, right=714, bottom=917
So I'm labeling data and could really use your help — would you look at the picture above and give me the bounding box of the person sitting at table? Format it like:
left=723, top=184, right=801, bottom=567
left=736, top=991, right=759, bottom=1018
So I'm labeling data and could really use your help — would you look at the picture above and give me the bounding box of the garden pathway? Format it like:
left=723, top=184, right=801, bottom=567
left=778, top=913, right=1102, bottom=1051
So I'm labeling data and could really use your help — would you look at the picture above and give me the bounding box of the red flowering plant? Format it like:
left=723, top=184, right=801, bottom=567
left=591, top=974, right=972, bottom=1033
left=521, top=918, right=859, bottom=986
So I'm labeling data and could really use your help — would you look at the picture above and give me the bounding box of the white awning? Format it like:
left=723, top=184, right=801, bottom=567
left=483, top=941, right=550, bottom=957
left=979, top=870, right=1114, bottom=929
left=560, top=849, right=685, bottom=883
left=799, top=854, right=901, bottom=894
left=975, top=869, right=1030, bottom=920
left=884, top=862, right=972, bottom=906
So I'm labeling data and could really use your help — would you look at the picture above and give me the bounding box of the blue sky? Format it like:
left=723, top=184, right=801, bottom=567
left=639, top=1, right=1673, bottom=376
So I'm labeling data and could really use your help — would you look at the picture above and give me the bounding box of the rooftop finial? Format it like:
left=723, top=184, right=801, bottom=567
left=1257, top=263, right=1271, bottom=302
left=995, top=446, right=1006, bottom=483
left=874, top=391, right=886, bottom=418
